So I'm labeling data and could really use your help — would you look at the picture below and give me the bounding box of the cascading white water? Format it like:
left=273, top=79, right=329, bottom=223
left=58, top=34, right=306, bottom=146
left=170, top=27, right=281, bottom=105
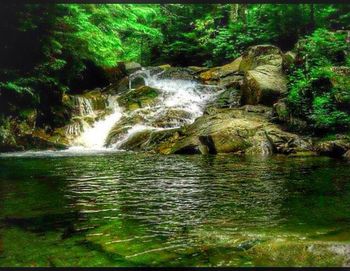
left=69, top=96, right=122, bottom=150
left=110, top=68, right=222, bottom=148
left=74, top=96, right=95, bottom=116
left=66, top=68, right=221, bottom=151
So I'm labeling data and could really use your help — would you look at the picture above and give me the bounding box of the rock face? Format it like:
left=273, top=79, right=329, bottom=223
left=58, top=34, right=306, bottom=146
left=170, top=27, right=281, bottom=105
left=117, top=107, right=312, bottom=156
left=241, top=65, right=287, bottom=105
left=238, top=45, right=288, bottom=106
left=199, top=57, right=243, bottom=88
left=239, top=45, right=284, bottom=72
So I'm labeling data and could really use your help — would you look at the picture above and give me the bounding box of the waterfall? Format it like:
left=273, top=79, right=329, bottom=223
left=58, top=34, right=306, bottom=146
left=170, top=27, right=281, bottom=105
left=74, top=96, right=95, bottom=116
left=69, top=96, right=122, bottom=150
left=67, top=68, right=222, bottom=151
left=110, top=68, right=222, bottom=148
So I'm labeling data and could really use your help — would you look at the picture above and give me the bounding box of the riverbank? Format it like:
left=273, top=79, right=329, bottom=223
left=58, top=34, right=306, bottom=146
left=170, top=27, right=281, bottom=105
left=1, top=44, right=349, bottom=161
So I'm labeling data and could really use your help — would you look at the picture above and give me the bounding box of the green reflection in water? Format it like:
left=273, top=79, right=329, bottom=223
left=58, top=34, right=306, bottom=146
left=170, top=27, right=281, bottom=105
left=0, top=153, right=350, bottom=267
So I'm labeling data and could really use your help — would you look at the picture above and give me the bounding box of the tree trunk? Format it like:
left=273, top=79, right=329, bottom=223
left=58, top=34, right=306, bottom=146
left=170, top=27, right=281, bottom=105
left=239, top=4, right=248, bottom=32
left=309, top=4, right=315, bottom=32
left=229, top=4, right=239, bottom=22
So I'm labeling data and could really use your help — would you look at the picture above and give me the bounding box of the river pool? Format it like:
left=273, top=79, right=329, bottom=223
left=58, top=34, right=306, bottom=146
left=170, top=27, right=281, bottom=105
left=0, top=151, right=350, bottom=267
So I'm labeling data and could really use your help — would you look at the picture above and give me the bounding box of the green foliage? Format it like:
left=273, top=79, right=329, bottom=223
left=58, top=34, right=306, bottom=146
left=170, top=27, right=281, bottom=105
left=287, top=29, right=349, bottom=132
left=312, top=95, right=350, bottom=129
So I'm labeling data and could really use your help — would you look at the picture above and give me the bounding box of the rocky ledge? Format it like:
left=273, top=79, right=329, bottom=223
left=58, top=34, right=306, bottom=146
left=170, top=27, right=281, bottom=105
left=104, top=44, right=350, bottom=160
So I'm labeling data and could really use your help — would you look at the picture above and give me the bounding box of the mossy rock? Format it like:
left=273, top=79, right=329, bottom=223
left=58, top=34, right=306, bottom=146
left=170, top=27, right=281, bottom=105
left=200, top=57, right=242, bottom=83
left=239, top=44, right=284, bottom=72
left=117, top=86, right=160, bottom=111
left=241, top=65, right=287, bottom=106
left=246, top=239, right=347, bottom=267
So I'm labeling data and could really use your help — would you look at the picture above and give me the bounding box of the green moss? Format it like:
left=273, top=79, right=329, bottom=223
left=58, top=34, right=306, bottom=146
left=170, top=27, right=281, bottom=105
left=246, top=240, right=346, bottom=267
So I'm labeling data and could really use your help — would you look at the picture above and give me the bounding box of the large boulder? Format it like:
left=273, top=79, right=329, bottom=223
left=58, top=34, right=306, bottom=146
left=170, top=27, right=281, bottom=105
left=127, top=108, right=311, bottom=155
left=239, top=45, right=284, bottom=72
left=118, top=128, right=181, bottom=154
left=105, top=107, right=192, bottom=147
left=241, top=65, right=287, bottom=105
left=168, top=108, right=311, bottom=155
left=119, top=62, right=142, bottom=75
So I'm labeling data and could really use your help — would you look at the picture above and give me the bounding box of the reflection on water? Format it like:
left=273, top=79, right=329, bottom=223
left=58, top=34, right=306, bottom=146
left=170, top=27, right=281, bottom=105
left=0, top=153, right=350, bottom=267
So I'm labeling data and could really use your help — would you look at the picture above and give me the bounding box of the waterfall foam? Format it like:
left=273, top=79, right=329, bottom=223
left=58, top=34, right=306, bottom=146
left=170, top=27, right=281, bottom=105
left=69, top=96, right=122, bottom=150
left=68, top=68, right=222, bottom=151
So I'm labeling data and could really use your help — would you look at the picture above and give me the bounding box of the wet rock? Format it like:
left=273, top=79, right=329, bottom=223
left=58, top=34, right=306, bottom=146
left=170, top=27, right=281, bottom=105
left=241, top=65, right=288, bottom=106
left=117, top=86, right=160, bottom=111
left=140, top=128, right=181, bottom=154
left=205, top=88, right=241, bottom=111
left=129, top=76, right=146, bottom=90
left=200, top=57, right=242, bottom=84
left=119, top=129, right=153, bottom=151
left=165, top=108, right=311, bottom=155
left=316, top=140, right=350, bottom=158
left=272, top=99, right=289, bottom=122
left=157, top=67, right=198, bottom=81
left=152, top=109, right=193, bottom=128
left=241, top=104, right=273, bottom=116
left=239, top=44, right=284, bottom=72
left=115, top=127, right=182, bottom=154
left=79, top=90, right=108, bottom=112
left=188, top=66, right=210, bottom=74
left=119, top=62, right=142, bottom=75
left=18, top=134, right=68, bottom=151
left=103, top=77, right=129, bottom=95
left=145, top=65, right=172, bottom=76
left=105, top=114, right=146, bottom=146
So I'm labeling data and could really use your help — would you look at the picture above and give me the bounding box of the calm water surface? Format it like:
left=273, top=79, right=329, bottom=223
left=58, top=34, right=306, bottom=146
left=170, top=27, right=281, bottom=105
left=0, top=152, right=350, bottom=267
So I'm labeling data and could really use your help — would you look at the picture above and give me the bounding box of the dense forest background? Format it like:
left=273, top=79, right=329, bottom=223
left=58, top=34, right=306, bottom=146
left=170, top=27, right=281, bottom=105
left=0, top=3, right=349, bottom=138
